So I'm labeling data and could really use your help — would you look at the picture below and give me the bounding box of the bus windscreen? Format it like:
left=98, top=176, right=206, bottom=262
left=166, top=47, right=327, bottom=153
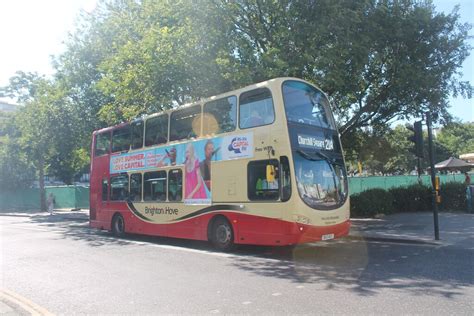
left=282, top=80, right=335, bottom=130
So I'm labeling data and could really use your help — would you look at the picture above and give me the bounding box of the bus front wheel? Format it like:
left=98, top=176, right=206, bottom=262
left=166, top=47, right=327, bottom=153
left=210, top=217, right=235, bottom=251
left=111, top=213, right=125, bottom=237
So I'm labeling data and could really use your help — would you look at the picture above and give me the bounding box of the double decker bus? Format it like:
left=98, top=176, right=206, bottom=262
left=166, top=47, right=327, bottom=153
left=90, top=77, right=350, bottom=250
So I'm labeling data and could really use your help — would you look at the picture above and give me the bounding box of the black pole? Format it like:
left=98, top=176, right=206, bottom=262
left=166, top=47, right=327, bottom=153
left=426, top=113, right=440, bottom=240
left=417, top=157, right=422, bottom=183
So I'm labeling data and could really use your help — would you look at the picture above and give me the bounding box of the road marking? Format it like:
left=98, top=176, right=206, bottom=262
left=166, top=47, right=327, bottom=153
left=242, top=301, right=252, bottom=305
left=271, top=293, right=282, bottom=296
left=0, top=289, right=53, bottom=316
left=130, top=241, right=236, bottom=258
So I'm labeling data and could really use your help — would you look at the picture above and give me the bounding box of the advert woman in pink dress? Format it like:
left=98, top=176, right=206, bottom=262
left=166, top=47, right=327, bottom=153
left=185, top=143, right=207, bottom=200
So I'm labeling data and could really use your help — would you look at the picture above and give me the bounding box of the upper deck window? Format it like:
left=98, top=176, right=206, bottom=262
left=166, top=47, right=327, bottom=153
left=239, top=88, right=275, bottom=129
left=112, top=125, right=131, bottom=153
left=203, top=96, right=237, bottom=135
left=95, top=132, right=111, bottom=156
left=170, top=105, right=201, bottom=142
left=145, top=114, right=168, bottom=147
left=282, top=81, right=336, bottom=130
left=131, top=120, right=144, bottom=150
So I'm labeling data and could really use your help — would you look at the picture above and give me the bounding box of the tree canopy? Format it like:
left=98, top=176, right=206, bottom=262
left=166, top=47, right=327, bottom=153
left=54, top=0, right=471, bottom=135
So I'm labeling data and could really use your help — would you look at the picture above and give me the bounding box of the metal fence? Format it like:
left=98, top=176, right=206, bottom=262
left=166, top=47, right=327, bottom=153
left=348, top=173, right=469, bottom=195
left=0, top=186, right=89, bottom=211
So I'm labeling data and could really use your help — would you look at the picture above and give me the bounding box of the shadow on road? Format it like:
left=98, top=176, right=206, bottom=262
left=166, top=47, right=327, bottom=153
left=28, top=214, right=473, bottom=299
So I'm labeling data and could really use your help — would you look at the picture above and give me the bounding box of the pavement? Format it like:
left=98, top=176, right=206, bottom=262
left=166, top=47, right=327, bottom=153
left=349, top=212, right=474, bottom=247
left=0, top=208, right=89, bottom=222
left=1, top=209, right=473, bottom=315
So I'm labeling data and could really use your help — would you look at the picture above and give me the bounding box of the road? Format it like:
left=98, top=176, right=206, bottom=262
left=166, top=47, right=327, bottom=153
left=1, top=215, right=473, bottom=315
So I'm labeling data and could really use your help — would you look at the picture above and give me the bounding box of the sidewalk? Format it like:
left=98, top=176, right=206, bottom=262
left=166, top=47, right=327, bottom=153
left=0, top=208, right=89, bottom=222
left=348, top=212, right=474, bottom=247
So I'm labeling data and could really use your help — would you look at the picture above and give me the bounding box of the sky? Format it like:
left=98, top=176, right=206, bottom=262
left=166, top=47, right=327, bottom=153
left=0, top=0, right=472, bottom=122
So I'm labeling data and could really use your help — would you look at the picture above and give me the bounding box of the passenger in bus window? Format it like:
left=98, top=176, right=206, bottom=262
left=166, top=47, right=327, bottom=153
left=185, top=143, right=207, bottom=199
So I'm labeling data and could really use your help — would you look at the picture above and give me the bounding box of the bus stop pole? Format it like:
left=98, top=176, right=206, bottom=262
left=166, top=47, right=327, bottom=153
left=426, top=112, right=440, bottom=240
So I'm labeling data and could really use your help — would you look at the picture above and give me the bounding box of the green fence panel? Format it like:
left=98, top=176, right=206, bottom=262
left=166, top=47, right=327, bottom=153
left=45, top=186, right=76, bottom=209
left=0, top=188, right=40, bottom=210
left=75, top=186, right=90, bottom=209
left=348, top=172, right=471, bottom=195
left=0, top=185, right=91, bottom=211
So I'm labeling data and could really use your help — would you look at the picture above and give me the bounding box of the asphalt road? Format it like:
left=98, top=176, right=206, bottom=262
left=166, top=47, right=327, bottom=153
left=1, top=215, right=473, bottom=315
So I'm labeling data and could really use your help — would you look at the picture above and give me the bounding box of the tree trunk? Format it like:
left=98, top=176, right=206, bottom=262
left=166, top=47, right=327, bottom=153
left=38, top=158, right=46, bottom=212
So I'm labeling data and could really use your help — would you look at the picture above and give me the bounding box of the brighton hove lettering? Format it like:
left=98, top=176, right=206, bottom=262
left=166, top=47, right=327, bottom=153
left=144, top=206, right=179, bottom=216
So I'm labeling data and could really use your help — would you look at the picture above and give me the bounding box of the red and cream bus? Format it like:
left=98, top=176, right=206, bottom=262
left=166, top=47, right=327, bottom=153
left=89, top=77, right=350, bottom=250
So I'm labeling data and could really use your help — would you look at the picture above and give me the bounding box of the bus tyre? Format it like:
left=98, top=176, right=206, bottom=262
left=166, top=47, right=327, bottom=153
left=112, top=214, right=125, bottom=237
left=211, top=217, right=235, bottom=252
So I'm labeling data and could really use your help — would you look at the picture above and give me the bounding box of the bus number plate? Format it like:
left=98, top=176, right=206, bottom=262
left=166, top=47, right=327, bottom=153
left=322, top=233, right=334, bottom=241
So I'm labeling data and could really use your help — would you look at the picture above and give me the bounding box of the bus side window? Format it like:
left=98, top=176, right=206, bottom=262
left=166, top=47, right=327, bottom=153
left=144, top=171, right=166, bottom=201
left=145, top=114, right=168, bottom=147
left=239, top=88, right=275, bottom=129
left=112, top=126, right=131, bottom=153
left=129, top=173, right=142, bottom=202
left=95, top=132, right=111, bottom=156
left=102, top=178, right=108, bottom=201
left=168, top=169, right=183, bottom=202
left=203, top=96, right=237, bottom=135
left=131, top=120, right=144, bottom=150
left=280, top=156, right=291, bottom=202
left=110, top=174, right=129, bottom=201
left=248, top=160, right=279, bottom=201
left=170, top=105, right=201, bottom=142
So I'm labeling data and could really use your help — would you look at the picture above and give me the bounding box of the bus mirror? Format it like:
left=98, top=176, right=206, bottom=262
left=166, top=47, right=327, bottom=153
left=266, top=165, right=276, bottom=183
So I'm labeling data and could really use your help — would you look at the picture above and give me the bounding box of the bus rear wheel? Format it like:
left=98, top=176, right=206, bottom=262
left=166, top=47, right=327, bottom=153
left=112, top=213, right=125, bottom=237
left=211, top=217, right=234, bottom=252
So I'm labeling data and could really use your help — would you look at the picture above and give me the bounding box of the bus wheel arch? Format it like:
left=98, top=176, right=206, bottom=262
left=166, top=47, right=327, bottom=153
left=208, top=215, right=235, bottom=251
left=111, top=212, right=125, bottom=237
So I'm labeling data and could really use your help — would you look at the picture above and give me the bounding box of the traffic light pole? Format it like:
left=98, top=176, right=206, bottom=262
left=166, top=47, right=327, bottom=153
left=426, top=112, right=440, bottom=240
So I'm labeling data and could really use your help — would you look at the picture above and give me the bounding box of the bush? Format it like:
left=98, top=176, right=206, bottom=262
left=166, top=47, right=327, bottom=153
left=389, top=184, right=431, bottom=212
left=350, top=182, right=469, bottom=218
left=350, top=188, right=394, bottom=218
left=439, top=182, right=467, bottom=211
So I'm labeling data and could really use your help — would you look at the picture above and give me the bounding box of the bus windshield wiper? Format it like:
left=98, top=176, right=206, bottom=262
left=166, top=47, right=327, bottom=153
left=297, top=149, right=322, bottom=161
left=297, top=149, right=343, bottom=166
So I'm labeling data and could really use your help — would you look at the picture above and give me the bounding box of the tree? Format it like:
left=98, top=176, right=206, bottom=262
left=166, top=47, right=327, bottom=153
left=0, top=113, right=35, bottom=190
left=345, top=126, right=417, bottom=175
left=215, top=0, right=472, bottom=139
left=436, top=122, right=474, bottom=157
left=54, top=0, right=471, bottom=150
left=1, top=72, right=88, bottom=209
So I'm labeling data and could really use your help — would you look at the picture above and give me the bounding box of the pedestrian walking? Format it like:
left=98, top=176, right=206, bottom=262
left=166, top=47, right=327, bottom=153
left=464, top=172, right=471, bottom=186
left=47, top=193, right=55, bottom=215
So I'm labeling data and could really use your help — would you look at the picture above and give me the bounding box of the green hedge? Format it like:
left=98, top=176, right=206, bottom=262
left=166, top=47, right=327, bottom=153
left=350, top=182, right=468, bottom=218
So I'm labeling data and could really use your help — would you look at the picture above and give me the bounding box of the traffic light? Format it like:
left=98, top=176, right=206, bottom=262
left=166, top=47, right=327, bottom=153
left=407, top=121, right=424, bottom=158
